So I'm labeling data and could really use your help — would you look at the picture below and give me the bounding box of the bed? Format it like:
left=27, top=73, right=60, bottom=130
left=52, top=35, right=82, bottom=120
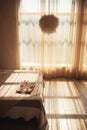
left=0, top=70, right=48, bottom=130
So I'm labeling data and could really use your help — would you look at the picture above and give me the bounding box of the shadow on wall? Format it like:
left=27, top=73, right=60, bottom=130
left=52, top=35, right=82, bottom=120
left=0, top=0, right=21, bottom=70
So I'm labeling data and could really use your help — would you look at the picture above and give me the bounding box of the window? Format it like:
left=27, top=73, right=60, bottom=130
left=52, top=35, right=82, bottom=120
left=18, top=0, right=87, bottom=79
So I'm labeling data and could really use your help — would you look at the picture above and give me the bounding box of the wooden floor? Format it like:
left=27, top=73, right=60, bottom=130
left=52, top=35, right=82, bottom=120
left=0, top=71, right=87, bottom=130
left=44, top=80, right=87, bottom=130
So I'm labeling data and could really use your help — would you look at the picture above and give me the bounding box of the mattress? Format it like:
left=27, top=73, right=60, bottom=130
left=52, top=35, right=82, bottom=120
left=0, top=70, right=44, bottom=98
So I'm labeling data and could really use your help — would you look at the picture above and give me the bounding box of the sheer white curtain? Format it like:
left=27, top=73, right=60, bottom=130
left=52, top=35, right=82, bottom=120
left=18, top=0, right=87, bottom=79
left=19, top=0, right=41, bottom=67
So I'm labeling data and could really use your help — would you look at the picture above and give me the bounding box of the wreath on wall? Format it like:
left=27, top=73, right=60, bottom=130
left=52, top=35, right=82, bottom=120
left=39, top=14, right=59, bottom=34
